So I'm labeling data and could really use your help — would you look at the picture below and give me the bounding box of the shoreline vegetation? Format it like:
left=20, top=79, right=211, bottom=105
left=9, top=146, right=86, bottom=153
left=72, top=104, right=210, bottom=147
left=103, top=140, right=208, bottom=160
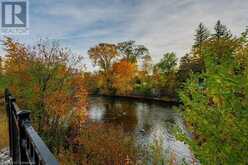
left=0, top=93, right=8, bottom=149
left=90, top=93, right=179, bottom=104
left=0, top=110, right=8, bottom=149
left=0, top=19, right=248, bottom=164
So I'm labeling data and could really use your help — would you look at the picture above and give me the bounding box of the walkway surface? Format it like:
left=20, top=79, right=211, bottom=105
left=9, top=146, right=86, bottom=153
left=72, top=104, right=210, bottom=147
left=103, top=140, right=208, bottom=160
left=0, top=148, right=11, bottom=165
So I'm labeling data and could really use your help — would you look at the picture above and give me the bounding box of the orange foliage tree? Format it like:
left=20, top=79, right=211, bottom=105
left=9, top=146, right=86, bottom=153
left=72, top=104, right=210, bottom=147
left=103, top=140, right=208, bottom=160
left=112, top=60, right=137, bottom=95
left=3, top=37, right=87, bottom=153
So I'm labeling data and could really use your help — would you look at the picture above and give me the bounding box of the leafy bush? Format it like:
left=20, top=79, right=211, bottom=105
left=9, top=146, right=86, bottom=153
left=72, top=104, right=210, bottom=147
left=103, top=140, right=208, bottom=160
left=0, top=108, right=8, bottom=149
left=177, top=33, right=248, bottom=164
left=64, top=123, right=139, bottom=165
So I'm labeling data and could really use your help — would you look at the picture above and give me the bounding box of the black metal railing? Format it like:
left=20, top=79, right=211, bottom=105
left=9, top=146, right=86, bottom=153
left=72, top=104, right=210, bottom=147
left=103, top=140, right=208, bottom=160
left=4, top=89, right=59, bottom=165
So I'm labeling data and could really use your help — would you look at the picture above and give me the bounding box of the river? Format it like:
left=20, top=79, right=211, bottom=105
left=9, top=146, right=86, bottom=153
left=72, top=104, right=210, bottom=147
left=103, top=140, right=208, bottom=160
left=87, top=96, right=195, bottom=164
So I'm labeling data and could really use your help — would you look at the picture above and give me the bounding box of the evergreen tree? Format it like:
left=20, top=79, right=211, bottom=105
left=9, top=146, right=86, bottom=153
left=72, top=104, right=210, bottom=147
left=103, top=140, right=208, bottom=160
left=192, top=23, right=209, bottom=72
left=213, top=20, right=232, bottom=40
left=193, top=23, right=209, bottom=50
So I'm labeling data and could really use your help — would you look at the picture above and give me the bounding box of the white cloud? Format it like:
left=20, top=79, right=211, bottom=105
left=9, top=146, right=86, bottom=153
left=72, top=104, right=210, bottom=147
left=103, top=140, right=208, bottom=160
left=3, top=0, right=248, bottom=69
left=125, top=0, right=248, bottom=62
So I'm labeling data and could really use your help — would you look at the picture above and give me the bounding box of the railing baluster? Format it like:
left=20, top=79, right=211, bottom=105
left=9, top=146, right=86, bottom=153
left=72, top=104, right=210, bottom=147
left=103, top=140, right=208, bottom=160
left=4, top=89, right=13, bottom=158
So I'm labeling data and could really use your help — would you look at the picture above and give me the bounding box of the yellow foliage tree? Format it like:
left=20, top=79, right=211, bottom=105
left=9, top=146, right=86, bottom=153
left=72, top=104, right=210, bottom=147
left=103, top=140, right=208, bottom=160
left=3, top=37, right=88, bottom=153
left=88, top=43, right=119, bottom=94
left=112, top=60, right=137, bottom=95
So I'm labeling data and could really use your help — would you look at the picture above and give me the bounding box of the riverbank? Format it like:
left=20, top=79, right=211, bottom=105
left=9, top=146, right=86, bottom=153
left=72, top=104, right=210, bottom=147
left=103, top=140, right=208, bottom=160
left=90, top=94, right=180, bottom=105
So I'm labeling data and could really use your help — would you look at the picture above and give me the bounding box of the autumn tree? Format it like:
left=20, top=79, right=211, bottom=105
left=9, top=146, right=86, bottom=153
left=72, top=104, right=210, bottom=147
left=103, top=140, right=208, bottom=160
left=3, top=37, right=87, bottom=154
left=88, top=43, right=118, bottom=72
left=88, top=43, right=118, bottom=94
left=117, top=40, right=149, bottom=63
left=83, top=72, right=100, bottom=94
left=3, top=37, right=30, bottom=100
left=112, top=60, right=137, bottom=95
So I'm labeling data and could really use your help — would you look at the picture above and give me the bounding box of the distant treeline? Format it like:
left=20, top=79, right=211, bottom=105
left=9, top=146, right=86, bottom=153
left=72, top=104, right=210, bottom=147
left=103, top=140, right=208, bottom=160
left=83, top=21, right=229, bottom=102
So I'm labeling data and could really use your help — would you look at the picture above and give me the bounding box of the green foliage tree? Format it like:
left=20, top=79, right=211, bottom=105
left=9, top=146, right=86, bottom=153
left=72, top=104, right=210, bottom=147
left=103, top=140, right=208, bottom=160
left=177, top=54, right=194, bottom=83
left=152, top=52, right=178, bottom=99
left=154, top=52, right=177, bottom=74
left=177, top=25, right=248, bottom=164
left=178, top=21, right=235, bottom=85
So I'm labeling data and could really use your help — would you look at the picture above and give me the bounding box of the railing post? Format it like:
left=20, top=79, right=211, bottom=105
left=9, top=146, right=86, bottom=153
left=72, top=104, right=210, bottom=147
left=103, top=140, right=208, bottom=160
left=4, top=89, right=17, bottom=160
left=17, top=110, right=31, bottom=164
left=9, top=96, right=21, bottom=165
left=4, top=89, right=21, bottom=165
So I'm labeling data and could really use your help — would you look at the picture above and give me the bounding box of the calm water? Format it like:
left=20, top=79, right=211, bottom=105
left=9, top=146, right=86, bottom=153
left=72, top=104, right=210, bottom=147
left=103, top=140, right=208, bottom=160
left=87, top=96, right=194, bottom=163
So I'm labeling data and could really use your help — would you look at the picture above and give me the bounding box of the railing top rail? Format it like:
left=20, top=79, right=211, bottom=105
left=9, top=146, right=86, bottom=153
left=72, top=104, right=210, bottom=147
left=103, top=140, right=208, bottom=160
left=24, top=123, right=59, bottom=165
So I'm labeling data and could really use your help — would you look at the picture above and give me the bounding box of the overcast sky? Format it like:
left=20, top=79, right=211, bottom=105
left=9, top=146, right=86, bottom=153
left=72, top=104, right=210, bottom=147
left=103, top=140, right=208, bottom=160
left=2, top=0, right=248, bottom=70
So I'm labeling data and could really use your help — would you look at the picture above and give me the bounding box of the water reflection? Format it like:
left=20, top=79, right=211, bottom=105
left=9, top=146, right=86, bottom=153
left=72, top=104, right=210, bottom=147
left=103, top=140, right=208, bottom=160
left=87, top=96, right=193, bottom=163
